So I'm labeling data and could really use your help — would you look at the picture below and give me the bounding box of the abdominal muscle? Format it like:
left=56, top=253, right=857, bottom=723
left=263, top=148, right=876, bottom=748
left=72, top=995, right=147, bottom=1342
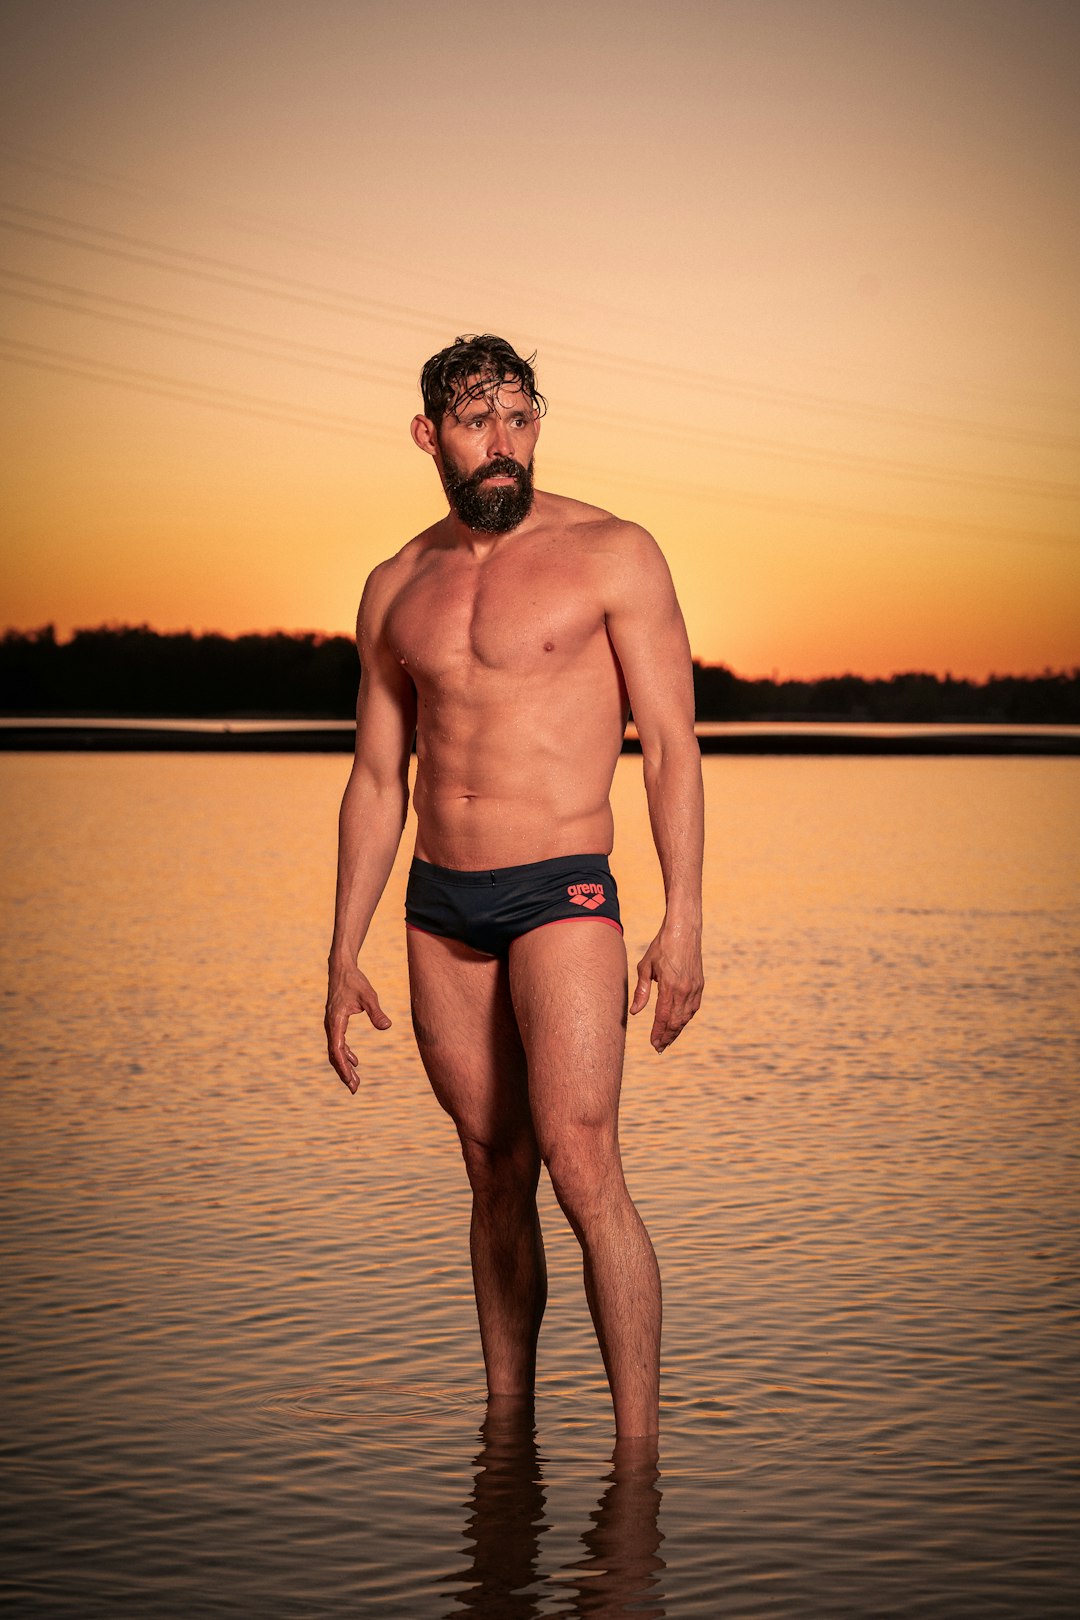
left=411, top=700, right=623, bottom=870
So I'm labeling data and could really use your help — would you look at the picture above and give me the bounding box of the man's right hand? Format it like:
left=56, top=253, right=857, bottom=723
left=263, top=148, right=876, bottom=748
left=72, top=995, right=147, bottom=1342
left=325, top=964, right=393, bottom=1093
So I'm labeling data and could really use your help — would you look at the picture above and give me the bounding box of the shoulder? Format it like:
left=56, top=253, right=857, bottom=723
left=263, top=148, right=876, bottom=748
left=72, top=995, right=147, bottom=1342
left=356, top=524, right=443, bottom=634
left=549, top=502, right=679, bottom=620
left=568, top=506, right=673, bottom=604
left=536, top=492, right=665, bottom=569
left=537, top=493, right=674, bottom=615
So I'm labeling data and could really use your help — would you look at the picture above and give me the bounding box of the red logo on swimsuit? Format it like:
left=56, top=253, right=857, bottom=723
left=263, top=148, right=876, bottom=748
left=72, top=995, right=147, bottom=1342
left=567, top=882, right=605, bottom=910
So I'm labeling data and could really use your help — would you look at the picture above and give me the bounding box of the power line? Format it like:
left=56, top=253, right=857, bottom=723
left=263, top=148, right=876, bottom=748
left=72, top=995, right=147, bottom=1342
left=2, top=270, right=1076, bottom=503
left=4, top=337, right=1075, bottom=550
left=8, top=138, right=1077, bottom=431
left=0, top=338, right=405, bottom=445
left=0, top=139, right=674, bottom=338
left=550, top=336, right=1080, bottom=451
left=545, top=455, right=1080, bottom=550
left=2, top=201, right=1076, bottom=453
left=0, top=271, right=414, bottom=392
left=0, top=200, right=454, bottom=328
left=559, top=398, right=1080, bottom=503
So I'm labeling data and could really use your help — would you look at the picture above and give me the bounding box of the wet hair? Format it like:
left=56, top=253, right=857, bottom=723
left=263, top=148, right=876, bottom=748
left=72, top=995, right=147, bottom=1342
left=419, top=334, right=547, bottom=426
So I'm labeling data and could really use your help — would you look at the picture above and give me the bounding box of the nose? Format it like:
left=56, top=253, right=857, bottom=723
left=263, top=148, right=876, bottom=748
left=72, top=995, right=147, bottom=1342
left=487, top=419, right=514, bottom=460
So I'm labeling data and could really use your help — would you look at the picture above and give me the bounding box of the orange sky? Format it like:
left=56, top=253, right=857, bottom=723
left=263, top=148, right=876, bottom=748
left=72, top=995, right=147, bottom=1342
left=1, top=0, right=1077, bottom=678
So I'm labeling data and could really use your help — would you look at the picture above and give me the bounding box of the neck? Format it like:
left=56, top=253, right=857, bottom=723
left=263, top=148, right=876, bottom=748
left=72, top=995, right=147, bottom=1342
left=443, top=511, right=519, bottom=555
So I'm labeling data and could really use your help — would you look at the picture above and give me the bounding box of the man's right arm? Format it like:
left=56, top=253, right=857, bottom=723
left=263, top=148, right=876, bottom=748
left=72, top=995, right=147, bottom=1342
left=325, top=563, right=417, bottom=1093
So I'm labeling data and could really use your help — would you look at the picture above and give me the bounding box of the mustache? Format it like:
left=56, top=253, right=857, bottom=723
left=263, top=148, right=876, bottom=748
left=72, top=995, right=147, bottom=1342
left=449, top=456, right=528, bottom=491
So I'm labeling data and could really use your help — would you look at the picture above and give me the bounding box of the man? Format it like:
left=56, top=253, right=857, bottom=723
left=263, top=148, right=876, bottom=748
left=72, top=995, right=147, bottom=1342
left=325, top=334, right=703, bottom=1439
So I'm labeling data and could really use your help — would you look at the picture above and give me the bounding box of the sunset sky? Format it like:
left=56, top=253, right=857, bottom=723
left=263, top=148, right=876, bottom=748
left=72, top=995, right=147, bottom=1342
left=1, top=0, right=1077, bottom=678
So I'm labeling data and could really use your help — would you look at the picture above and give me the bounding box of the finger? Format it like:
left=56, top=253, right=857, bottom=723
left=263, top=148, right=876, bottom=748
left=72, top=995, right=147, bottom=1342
left=360, top=989, right=392, bottom=1031
left=653, top=994, right=700, bottom=1052
left=326, top=1010, right=356, bottom=1064
left=651, top=1021, right=672, bottom=1052
left=629, top=964, right=653, bottom=1016
left=328, top=1029, right=357, bottom=1068
left=650, top=986, right=674, bottom=1032
left=655, top=1017, right=684, bottom=1052
left=651, top=993, right=674, bottom=1028
left=328, top=1042, right=359, bottom=1092
left=651, top=989, right=687, bottom=1052
left=654, top=1020, right=685, bottom=1052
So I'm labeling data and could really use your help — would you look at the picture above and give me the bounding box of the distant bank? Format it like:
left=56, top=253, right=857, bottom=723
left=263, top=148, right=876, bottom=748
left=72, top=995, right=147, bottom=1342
left=4, top=628, right=1078, bottom=727
left=2, top=719, right=1078, bottom=755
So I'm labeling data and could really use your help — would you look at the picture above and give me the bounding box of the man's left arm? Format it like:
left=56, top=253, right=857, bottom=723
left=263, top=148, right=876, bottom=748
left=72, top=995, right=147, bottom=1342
left=604, top=523, right=705, bottom=1052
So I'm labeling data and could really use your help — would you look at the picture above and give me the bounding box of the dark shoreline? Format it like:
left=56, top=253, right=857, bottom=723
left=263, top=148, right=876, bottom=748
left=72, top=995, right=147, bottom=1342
left=3, top=722, right=1079, bottom=755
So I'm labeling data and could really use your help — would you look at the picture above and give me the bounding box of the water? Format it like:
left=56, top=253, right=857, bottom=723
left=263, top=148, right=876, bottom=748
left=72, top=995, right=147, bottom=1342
left=2, top=754, right=1078, bottom=1618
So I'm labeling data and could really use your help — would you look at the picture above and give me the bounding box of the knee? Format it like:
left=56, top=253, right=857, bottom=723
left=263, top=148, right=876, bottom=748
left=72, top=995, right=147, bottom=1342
left=542, top=1127, right=622, bottom=1222
left=459, top=1130, right=539, bottom=1206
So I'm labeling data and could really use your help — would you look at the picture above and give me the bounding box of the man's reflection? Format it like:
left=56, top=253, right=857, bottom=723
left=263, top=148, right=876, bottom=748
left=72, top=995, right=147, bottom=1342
left=448, top=1395, right=547, bottom=1619
left=447, top=1400, right=665, bottom=1618
left=563, top=1436, right=665, bottom=1617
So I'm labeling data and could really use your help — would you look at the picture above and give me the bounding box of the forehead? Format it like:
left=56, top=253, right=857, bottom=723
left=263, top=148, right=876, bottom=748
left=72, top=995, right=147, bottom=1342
left=446, top=373, right=532, bottom=419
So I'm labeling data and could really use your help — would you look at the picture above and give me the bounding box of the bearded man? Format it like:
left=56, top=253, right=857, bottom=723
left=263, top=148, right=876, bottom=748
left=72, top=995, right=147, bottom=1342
left=326, top=334, right=703, bottom=1438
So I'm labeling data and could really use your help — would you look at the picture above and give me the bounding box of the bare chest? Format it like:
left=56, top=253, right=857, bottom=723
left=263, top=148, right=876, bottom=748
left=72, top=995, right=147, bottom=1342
left=388, top=551, right=606, bottom=684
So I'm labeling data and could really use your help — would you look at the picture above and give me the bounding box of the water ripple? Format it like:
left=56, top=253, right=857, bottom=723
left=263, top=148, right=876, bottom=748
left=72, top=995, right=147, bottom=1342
left=2, top=755, right=1079, bottom=1616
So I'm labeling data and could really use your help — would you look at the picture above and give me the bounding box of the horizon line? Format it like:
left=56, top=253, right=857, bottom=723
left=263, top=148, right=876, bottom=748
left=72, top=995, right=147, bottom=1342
left=2, top=621, right=1077, bottom=685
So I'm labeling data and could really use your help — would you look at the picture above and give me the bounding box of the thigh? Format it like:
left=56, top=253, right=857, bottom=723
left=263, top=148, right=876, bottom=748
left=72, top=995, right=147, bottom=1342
left=407, top=928, right=532, bottom=1149
left=508, top=921, right=629, bottom=1155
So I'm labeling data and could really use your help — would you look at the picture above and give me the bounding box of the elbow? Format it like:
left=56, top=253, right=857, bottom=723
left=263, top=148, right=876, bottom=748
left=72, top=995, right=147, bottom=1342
left=342, top=760, right=412, bottom=831
left=640, top=729, right=701, bottom=781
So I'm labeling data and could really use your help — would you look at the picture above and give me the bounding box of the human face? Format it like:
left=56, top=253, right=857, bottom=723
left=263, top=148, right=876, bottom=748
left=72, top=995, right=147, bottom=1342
left=435, top=380, right=540, bottom=534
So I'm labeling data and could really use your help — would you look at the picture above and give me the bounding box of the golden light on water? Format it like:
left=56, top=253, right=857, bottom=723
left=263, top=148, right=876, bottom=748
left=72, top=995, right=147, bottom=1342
left=3, top=748, right=1078, bottom=1607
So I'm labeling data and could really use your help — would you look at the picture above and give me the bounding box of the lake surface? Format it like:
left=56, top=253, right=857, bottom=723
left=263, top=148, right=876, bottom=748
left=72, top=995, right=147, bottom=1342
left=2, top=754, right=1078, bottom=1618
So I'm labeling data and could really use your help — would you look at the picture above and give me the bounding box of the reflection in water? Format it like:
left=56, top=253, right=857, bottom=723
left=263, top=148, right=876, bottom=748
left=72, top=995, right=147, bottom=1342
left=448, top=1397, right=547, bottom=1619
left=564, top=1437, right=665, bottom=1618
left=448, top=1398, right=665, bottom=1618
left=4, top=756, right=1077, bottom=1616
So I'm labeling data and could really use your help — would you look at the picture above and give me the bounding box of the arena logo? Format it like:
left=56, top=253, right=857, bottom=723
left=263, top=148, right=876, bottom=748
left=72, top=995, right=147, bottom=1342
left=567, top=882, right=605, bottom=910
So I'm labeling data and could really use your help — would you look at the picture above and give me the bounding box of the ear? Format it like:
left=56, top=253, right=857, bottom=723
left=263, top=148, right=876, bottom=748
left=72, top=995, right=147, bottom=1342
left=411, top=414, right=439, bottom=457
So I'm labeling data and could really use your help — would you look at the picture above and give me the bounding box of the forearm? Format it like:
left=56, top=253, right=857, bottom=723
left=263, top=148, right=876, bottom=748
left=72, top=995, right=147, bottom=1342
left=642, top=735, right=704, bottom=929
left=328, top=765, right=409, bottom=969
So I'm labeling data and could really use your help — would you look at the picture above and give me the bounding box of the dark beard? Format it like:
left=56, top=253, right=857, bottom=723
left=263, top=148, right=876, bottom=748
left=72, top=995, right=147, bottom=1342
left=443, top=453, right=535, bottom=534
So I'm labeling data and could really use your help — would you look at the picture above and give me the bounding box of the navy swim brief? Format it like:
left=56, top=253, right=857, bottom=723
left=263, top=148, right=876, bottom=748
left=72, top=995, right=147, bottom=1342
left=405, top=853, right=623, bottom=958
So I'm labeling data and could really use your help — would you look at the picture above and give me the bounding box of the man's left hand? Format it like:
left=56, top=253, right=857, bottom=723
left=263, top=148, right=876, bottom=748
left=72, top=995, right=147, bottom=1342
left=630, top=925, right=703, bottom=1053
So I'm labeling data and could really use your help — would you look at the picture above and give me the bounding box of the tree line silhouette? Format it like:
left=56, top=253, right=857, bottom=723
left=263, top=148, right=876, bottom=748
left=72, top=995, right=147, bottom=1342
left=2, top=624, right=1078, bottom=723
